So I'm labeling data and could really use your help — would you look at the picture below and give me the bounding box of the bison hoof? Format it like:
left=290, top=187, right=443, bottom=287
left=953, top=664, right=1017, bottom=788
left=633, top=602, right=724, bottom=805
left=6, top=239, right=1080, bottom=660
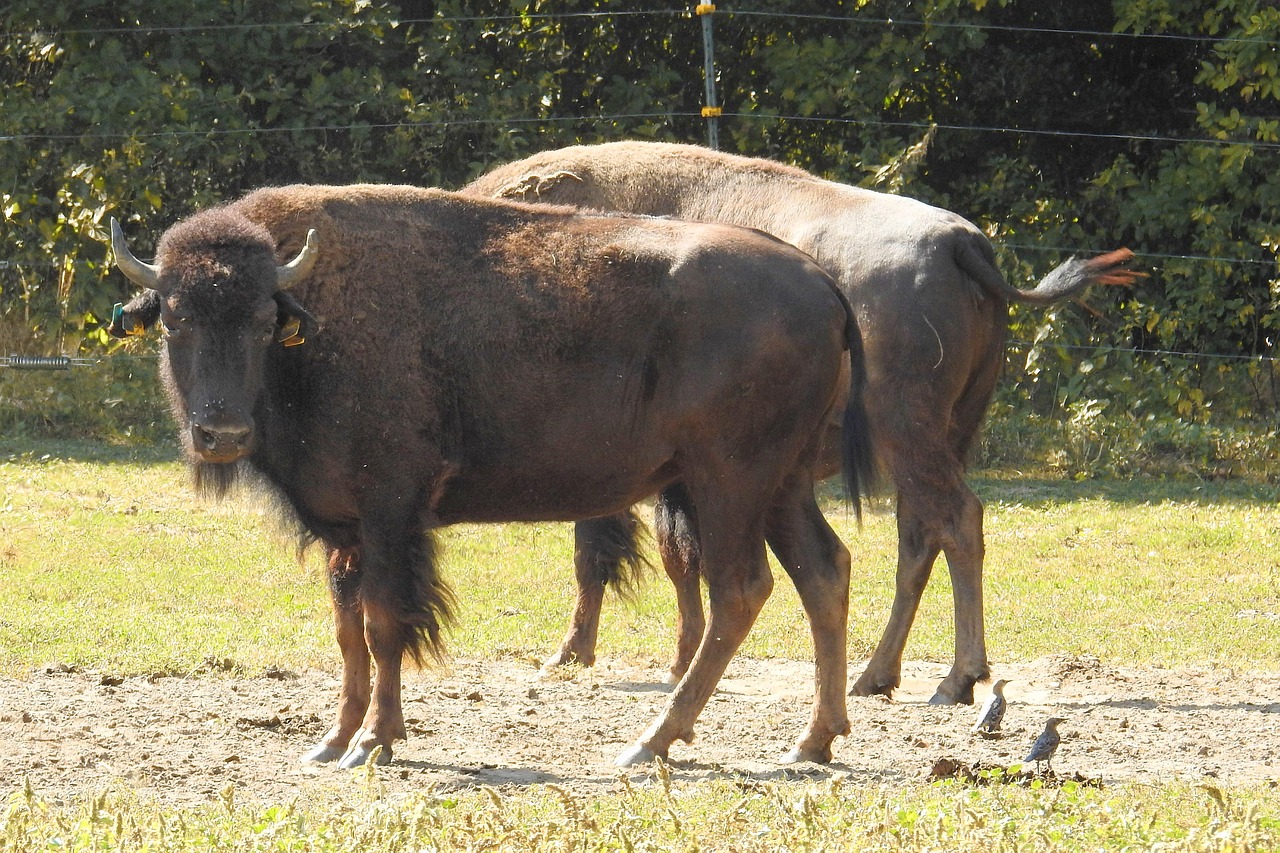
left=781, top=743, right=833, bottom=765
left=614, top=742, right=659, bottom=767
left=780, top=747, right=807, bottom=765
left=338, top=742, right=394, bottom=769
left=539, top=650, right=593, bottom=676
left=849, top=678, right=895, bottom=698
left=300, top=742, right=347, bottom=764
left=929, top=683, right=976, bottom=706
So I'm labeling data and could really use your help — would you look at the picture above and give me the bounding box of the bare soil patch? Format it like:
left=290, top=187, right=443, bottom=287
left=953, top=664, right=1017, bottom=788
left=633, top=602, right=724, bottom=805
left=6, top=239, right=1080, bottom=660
left=2, top=655, right=1276, bottom=806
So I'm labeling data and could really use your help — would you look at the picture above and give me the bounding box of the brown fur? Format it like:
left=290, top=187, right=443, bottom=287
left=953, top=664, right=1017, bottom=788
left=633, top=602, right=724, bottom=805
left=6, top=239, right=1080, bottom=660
left=467, top=141, right=1143, bottom=704
left=113, top=182, right=872, bottom=768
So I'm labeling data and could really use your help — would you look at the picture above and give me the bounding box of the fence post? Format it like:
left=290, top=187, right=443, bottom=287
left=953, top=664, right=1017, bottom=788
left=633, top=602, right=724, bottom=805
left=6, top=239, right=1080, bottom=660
left=696, top=4, right=721, bottom=150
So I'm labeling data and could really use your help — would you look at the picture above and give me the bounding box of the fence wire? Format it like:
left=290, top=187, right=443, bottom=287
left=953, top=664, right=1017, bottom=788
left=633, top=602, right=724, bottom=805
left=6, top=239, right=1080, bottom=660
left=3, top=5, right=1277, bottom=375
left=6, top=7, right=1276, bottom=45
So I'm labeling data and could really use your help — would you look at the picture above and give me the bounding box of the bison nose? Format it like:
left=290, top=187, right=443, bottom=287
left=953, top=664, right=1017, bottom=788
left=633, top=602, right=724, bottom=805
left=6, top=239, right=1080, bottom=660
left=191, top=421, right=253, bottom=462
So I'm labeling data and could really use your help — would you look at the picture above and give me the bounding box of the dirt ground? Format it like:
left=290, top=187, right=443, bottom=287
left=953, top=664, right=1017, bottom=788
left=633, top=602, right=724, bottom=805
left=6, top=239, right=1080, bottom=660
left=2, top=654, right=1277, bottom=806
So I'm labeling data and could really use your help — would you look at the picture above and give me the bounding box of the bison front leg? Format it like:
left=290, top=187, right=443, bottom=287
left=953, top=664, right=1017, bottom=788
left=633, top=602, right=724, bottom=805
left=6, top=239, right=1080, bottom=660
left=332, top=513, right=449, bottom=768
left=336, top=597, right=408, bottom=768
left=545, top=513, right=649, bottom=674
left=302, top=550, right=371, bottom=764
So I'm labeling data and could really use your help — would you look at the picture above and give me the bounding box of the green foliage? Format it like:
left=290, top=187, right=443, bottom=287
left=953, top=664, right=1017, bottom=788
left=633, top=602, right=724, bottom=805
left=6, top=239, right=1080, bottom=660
left=2, top=0, right=1278, bottom=445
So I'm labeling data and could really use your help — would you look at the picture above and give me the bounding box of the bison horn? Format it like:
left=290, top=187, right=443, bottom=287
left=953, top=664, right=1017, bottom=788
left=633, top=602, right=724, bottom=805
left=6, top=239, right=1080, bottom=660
left=276, top=229, right=320, bottom=290
left=110, top=217, right=161, bottom=290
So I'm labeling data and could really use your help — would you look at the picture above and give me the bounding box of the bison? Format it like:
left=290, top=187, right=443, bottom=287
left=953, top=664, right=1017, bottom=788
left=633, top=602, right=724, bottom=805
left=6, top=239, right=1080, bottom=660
left=466, top=141, right=1142, bottom=705
left=108, top=183, right=873, bottom=768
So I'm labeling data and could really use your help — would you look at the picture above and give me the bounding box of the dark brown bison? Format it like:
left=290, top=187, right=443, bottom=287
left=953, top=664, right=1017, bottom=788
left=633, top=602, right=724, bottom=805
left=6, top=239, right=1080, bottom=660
left=108, top=183, right=873, bottom=767
left=466, top=141, right=1142, bottom=705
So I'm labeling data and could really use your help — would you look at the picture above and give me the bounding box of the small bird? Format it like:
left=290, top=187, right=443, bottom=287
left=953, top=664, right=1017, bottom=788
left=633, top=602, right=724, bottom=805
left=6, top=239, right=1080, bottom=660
left=1025, top=717, right=1066, bottom=772
left=973, top=678, right=1010, bottom=735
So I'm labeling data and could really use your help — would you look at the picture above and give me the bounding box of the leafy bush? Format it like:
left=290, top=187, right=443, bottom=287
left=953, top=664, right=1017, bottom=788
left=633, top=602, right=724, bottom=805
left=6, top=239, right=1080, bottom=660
left=2, top=0, right=1276, bottom=462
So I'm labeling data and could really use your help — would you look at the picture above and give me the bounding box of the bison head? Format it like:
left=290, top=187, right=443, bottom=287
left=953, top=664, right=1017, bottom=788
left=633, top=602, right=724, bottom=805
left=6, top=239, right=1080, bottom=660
left=110, top=212, right=320, bottom=469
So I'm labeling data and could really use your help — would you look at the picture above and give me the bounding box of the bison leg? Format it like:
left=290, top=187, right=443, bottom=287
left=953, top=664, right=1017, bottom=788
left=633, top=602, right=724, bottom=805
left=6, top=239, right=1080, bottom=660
left=332, top=512, right=449, bottom=768
left=930, top=484, right=987, bottom=705
left=542, top=518, right=612, bottom=671
left=616, top=501, right=773, bottom=766
left=337, top=597, right=408, bottom=768
left=302, top=550, right=371, bottom=764
left=849, top=495, right=938, bottom=700
left=543, top=514, right=637, bottom=672
left=851, top=480, right=989, bottom=705
left=654, top=484, right=705, bottom=684
left=766, top=478, right=852, bottom=764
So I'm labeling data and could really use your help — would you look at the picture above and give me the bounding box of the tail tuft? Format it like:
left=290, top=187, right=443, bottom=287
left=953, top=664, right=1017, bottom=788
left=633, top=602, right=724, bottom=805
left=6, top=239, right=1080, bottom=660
left=1081, top=248, right=1147, bottom=287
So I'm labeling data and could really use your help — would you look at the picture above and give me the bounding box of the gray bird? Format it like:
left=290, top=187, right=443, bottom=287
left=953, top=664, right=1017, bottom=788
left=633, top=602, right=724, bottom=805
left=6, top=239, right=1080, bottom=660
left=1025, top=717, right=1066, bottom=772
left=973, top=678, right=1010, bottom=735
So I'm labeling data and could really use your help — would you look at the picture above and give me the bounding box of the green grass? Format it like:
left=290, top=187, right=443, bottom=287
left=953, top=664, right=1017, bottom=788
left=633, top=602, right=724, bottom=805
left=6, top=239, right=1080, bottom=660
left=2, top=439, right=1280, bottom=850
left=5, top=441, right=1277, bottom=677
left=3, top=773, right=1278, bottom=851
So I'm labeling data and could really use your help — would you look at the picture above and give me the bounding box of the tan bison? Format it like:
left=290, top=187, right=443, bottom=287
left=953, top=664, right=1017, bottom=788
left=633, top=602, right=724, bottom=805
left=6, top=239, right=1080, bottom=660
left=467, top=141, right=1141, bottom=705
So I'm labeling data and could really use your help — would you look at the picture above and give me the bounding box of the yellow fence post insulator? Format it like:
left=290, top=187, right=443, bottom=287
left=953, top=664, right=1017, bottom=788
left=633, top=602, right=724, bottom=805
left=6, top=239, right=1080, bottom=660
left=695, top=3, right=720, bottom=149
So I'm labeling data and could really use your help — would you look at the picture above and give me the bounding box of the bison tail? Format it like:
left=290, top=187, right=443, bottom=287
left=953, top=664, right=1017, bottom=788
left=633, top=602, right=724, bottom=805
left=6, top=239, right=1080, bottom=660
left=396, top=533, right=458, bottom=668
left=957, top=233, right=1145, bottom=306
left=576, top=510, right=653, bottom=600
left=840, top=294, right=877, bottom=523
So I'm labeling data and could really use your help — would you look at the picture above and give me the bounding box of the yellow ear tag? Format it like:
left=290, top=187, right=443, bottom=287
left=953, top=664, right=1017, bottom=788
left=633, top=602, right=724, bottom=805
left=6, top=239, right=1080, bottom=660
left=276, top=317, right=305, bottom=347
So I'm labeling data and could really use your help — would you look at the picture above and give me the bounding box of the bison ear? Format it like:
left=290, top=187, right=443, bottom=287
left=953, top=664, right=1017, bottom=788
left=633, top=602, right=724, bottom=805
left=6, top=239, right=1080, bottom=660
left=107, top=290, right=162, bottom=338
left=273, top=291, right=320, bottom=348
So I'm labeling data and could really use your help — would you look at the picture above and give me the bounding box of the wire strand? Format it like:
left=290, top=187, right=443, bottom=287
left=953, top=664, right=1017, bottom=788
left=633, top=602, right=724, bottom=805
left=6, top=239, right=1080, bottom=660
left=5, top=7, right=1274, bottom=45
left=3, top=233, right=1276, bottom=273
left=1, top=10, right=691, bottom=39
left=726, top=112, right=1280, bottom=152
left=723, top=9, right=1279, bottom=46
left=0, top=112, right=694, bottom=143
left=5, top=109, right=1277, bottom=152
left=1005, top=339, right=1280, bottom=364
left=7, top=342, right=1277, bottom=371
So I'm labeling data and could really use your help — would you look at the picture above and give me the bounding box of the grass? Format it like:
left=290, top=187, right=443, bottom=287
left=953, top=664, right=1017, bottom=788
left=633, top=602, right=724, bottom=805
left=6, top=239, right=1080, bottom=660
left=2, top=438, right=1279, bottom=850
left=3, top=772, right=1278, bottom=851
left=4, top=440, right=1278, bottom=677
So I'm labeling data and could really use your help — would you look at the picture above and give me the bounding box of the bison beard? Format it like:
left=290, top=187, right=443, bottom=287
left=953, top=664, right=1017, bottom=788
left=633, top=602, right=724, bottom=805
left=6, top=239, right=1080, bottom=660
left=110, top=183, right=873, bottom=769
left=466, top=141, right=1144, bottom=705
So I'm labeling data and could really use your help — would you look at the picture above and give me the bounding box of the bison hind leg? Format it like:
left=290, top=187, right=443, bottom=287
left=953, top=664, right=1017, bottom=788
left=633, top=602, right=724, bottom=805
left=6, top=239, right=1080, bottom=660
left=654, top=484, right=705, bottom=684
left=766, top=475, right=852, bottom=764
